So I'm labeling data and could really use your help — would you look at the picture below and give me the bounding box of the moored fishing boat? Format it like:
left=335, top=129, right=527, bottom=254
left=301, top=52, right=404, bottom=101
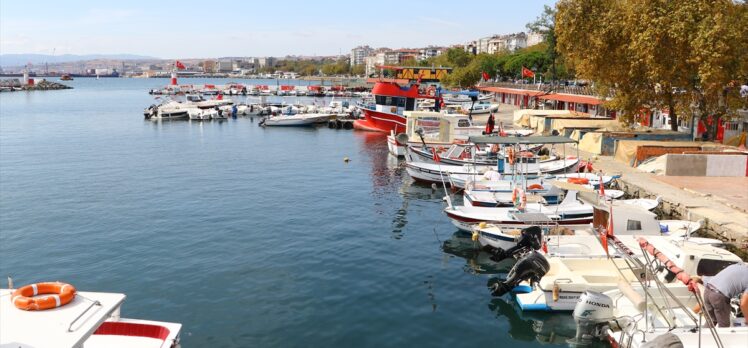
left=444, top=190, right=594, bottom=231
left=1, top=281, right=182, bottom=348
left=262, top=113, right=333, bottom=126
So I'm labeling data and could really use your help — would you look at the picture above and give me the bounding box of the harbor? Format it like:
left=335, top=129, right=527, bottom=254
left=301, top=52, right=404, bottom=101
left=2, top=1, right=748, bottom=347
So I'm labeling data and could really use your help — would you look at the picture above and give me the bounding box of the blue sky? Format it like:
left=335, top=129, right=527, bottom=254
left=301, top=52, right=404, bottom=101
left=1, top=0, right=556, bottom=58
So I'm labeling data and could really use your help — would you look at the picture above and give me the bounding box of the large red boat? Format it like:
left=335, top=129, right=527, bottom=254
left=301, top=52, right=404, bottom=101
left=353, top=66, right=450, bottom=133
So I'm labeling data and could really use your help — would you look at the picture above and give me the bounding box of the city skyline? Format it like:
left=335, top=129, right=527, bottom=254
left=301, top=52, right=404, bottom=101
left=1, top=0, right=555, bottom=59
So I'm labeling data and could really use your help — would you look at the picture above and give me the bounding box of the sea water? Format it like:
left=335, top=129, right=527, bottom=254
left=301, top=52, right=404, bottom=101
left=0, top=78, right=590, bottom=347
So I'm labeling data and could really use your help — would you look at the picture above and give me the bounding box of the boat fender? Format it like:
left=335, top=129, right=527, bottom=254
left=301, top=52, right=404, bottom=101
left=472, top=230, right=479, bottom=242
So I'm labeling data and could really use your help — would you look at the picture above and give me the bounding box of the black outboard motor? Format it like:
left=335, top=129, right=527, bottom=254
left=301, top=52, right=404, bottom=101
left=490, top=250, right=550, bottom=297
left=488, top=226, right=543, bottom=263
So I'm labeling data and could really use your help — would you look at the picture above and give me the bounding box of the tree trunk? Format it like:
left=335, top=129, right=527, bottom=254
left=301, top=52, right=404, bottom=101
left=666, top=93, right=678, bottom=132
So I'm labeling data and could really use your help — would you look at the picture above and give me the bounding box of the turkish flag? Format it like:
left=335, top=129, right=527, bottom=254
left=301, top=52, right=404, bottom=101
left=432, top=147, right=441, bottom=163
left=175, top=60, right=186, bottom=70
left=521, top=67, right=535, bottom=78
left=481, top=71, right=490, bottom=81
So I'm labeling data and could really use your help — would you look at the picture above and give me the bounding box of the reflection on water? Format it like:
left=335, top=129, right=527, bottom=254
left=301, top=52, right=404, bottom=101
left=442, top=230, right=515, bottom=275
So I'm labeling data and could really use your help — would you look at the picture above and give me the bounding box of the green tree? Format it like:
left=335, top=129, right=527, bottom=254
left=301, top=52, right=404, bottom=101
left=350, top=64, right=365, bottom=76
left=556, top=0, right=747, bottom=131
left=526, top=5, right=558, bottom=82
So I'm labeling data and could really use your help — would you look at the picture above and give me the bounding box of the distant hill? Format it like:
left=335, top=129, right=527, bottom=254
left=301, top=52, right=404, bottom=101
left=0, top=54, right=159, bottom=67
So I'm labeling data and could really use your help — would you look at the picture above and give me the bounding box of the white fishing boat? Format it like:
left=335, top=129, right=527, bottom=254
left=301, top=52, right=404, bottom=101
left=145, top=100, right=192, bottom=120
left=236, top=103, right=265, bottom=116
left=262, top=113, right=333, bottom=126
left=618, top=196, right=661, bottom=211
left=444, top=191, right=594, bottom=231
left=570, top=238, right=746, bottom=348
left=509, top=236, right=740, bottom=312
left=1, top=282, right=181, bottom=348
left=188, top=108, right=217, bottom=120
left=386, top=111, right=487, bottom=157
left=502, top=199, right=728, bottom=312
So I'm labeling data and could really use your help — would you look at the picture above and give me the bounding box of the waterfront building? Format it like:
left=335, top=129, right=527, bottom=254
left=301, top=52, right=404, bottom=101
left=350, top=45, right=373, bottom=67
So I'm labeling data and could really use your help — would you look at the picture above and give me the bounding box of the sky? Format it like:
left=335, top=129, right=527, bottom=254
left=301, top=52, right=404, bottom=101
left=1, top=0, right=556, bottom=59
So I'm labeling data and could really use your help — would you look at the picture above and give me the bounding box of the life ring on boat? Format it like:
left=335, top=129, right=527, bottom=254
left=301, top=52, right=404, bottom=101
left=11, top=282, right=76, bottom=311
left=567, top=177, right=589, bottom=185
left=507, top=147, right=515, bottom=165
left=527, top=183, right=544, bottom=191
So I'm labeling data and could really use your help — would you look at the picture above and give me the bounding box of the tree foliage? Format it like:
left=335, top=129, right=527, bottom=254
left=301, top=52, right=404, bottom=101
left=556, top=0, right=747, bottom=133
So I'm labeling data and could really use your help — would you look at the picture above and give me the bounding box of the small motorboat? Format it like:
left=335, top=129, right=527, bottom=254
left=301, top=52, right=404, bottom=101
left=618, top=196, right=661, bottom=211
left=444, top=191, right=594, bottom=231
left=262, top=113, right=333, bottom=126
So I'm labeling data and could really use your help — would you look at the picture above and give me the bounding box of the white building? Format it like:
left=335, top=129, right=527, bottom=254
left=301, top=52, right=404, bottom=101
left=526, top=31, right=544, bottom=46
left=216, top=61, right=233, bottom=72
left=365, top=50, right=389, bottom=76
left=350, top=45, right=373, bottom=67
left=419, top=46, right=444, bottom=61
left=257, top=57, right=276, bottom=69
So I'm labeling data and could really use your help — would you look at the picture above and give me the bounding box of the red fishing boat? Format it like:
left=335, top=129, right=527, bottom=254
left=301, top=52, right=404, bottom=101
left=354, top=66, right=450, bottom=133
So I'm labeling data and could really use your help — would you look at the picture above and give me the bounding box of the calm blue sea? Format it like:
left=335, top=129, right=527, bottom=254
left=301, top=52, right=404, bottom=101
left=0, top=78, right=587, bottom=347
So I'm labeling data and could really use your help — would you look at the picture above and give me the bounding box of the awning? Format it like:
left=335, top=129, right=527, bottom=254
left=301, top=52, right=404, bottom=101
left=468, top=135, right=577, bottom=144
left=539, top=93, right=604, bottom=105
left=478, top=87, right=546, bottom=97
left=366, top=78, right=410, bottom=85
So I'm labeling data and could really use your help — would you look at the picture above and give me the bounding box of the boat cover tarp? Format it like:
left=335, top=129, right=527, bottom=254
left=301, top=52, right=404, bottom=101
left=579, top=132, right=605, bottom=154
left=468, top=135, right=577, bottom=145
left=512, top=109, right=583, bottom=127
left=614, top=140, right=703, bottom=165
left=550, top=119, right=618, bottom=134
left=548, top=180, right=595, bottom=193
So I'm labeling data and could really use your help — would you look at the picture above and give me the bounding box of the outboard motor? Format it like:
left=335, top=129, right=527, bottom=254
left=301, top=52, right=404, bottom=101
left=488, top=226, right=543, bottom=263
left=570, top=291, right=625, bottom=345
left=490, top=250, right=549, bottom=296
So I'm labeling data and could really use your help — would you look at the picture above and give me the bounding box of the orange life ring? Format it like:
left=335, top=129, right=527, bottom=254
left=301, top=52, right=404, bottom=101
left=519, top=151, right=534, bottom=158
left=567, top=177, right=589, bottom=185
left=12, top=282, right=76, bottom=311
left=527, top=183, right=544, bottom=190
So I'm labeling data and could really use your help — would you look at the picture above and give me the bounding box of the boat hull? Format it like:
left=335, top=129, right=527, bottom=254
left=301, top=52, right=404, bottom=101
left=355, top=109, right=406, bottom=133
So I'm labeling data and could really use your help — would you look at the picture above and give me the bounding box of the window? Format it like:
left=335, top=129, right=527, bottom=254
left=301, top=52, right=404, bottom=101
left=696, top=260, right=736, bottom=276
left=626, top=219, right=642, bottom=230
left=457, top=119, right=470, bottom=127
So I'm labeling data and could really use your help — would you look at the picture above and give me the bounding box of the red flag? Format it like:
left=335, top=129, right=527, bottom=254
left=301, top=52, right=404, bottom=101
left=216, top=93, right=223, bottom=100
left=521, top=66, right=535, bottom=78
left=607, top=203, right=614, bottom=236
left=499, top=122, right=507, bottom=137
left=432, top=148, right=441, bottom=163
left=542, top=241, right=548, bottom=254
left=481, top=71, right=490, bottom=81
left=599, top=174, right=605, bottom=198
left=175, top=60, right=186, bottom=70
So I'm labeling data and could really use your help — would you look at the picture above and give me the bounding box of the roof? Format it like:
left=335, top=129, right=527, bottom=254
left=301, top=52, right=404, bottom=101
left=1, top=289, right=126, bottom=348
left=539, top=93, right=605, bottom=105
left=478, top=86, right=546, bottom=97
left=468, top=135, right=578, bottom=145
left=366, top=78, right=410, bottom=85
